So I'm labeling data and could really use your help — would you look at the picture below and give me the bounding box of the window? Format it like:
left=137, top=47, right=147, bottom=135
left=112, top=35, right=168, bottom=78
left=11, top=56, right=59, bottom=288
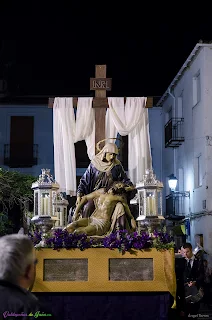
left=197, top=155, right=203, bottom=187
left=193, top=72, right=201, bottom=106
left=177, top=95, right=183, bottom=118
left=165, top=107, right=172, bottom=123
left=194, top=154, right=202, bottom=188
left=178, top=168, right=184, bottom=214
left=178, top=168, right=184, bottom=192
left=8, top=116, right=35, bottom=167
left=168, top=108, right=172, bottom=120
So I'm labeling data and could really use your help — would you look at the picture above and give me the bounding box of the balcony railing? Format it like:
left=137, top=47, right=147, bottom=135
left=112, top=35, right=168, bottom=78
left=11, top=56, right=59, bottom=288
left=4, top=144, right=38, bottom=167
left=165, top=118, right=184, bottom=148
left=166, top=193, right=186, bottom=217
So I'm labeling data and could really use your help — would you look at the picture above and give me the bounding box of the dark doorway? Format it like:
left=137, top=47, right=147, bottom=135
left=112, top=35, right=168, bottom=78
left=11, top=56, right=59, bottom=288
left=10, top=116, right=34, bottom=167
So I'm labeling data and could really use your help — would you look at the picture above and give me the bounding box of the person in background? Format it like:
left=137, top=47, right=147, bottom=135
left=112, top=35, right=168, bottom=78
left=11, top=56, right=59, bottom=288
left=202, top=259, right=212, bottom=308
left=178, top=242, right=204, bottom=318
left=178, top=246, right=186, bottom=258
left=0, top=234, right=55, bottom=319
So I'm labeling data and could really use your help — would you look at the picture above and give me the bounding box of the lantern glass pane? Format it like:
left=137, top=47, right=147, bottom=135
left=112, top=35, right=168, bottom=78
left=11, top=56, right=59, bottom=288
left=41, top=193, right=50, bottom=216
left=35, top=192, right=38, bottom=215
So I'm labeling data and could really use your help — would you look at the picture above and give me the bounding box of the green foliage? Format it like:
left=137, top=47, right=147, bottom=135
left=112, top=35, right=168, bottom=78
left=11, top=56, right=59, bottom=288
left=0, top=167, right=36, bottom=212
left=152, top=238, right=175, bottom=251
left=0, top=212, right=13, bottom=236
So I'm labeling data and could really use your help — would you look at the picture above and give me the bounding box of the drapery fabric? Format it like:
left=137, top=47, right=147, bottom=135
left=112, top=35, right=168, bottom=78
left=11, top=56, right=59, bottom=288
left=106, top=97, right=152, bottom=184
left=75, top=98, right=95, bottom=160
left=53, top=97, right=94, bottom=195
left=53, top=96, right=152, bottom=193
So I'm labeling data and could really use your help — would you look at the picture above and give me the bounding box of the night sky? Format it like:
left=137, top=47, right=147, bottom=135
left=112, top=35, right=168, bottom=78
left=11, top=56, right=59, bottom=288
left=0, top=5, right=212, bottom=99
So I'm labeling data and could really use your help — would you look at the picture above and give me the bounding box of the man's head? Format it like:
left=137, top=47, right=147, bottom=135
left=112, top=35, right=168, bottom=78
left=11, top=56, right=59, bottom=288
left=183, top=242, right=193, bottom=259
left=178, top=246, right=186, bottom=257
left=107, top=181, right=127, bottom=195
left=0, top=234, right=37, bottom=289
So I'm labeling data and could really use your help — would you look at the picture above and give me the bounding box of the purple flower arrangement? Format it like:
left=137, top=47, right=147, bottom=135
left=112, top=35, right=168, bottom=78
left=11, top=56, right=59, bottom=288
left=29, top=228, right=174, bottom=253
left=151, top=230, right=175, bottom=250
left=29, top=229, right=42, bottom=244
left=102, top=230, right=152, bottom=254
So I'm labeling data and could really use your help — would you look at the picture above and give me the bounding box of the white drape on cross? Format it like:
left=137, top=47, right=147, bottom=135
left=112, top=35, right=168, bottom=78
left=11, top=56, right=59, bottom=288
left=53, top=97, right=95, bottom=195
left=106, top=97, right=152, bottom=184
left=53, top=97, right=152, bottom=194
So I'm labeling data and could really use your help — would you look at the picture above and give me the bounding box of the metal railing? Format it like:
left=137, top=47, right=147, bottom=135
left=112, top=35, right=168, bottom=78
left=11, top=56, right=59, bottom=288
left=165, top=118, right=184, bottom=147
left=166, top=193, right=186, bottom=217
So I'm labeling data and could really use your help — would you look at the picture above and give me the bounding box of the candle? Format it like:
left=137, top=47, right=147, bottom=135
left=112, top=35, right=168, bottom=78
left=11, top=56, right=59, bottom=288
left=149, top=196, right=156, bottom=215
left=60, top=211, right=63, bottom=227
left=43, top=198, right=45, bottom=215
left=146, top=196, right=151, bottom=215
left=42, top=196, right=49, bottom=215
left=152, top=197, right=156, bottom=215
left=41, top=197, right=44, bottom=215
left=57, top=210, right=60, bottom=226
left=45, top=196, right=48, bottom=215
left=149, top=196, right=152, bottom=214
left=147, top=195, right=156, bottom=215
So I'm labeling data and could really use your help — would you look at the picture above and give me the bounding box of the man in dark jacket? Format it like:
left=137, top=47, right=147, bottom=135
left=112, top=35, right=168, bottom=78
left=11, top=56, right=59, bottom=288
left=178, top=242, right=204, bottom=317
left=0, top=234, right=55, bottom=319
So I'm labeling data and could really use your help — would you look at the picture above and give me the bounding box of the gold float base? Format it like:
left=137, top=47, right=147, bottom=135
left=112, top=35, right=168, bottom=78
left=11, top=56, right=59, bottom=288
left=32, top=247, right=176, bottom=307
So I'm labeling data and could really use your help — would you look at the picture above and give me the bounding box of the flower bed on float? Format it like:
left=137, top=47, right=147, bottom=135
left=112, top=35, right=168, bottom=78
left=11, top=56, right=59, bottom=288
left=30, top=228, right=176, bottom=308
left=29, top=228, right=175, bottom=253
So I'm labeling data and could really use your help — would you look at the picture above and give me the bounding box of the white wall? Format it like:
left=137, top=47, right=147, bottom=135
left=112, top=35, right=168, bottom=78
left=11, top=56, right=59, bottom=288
left=161, top=46, right=212, bottom=259
left=148, top=107, right=163, bottom=181
left=203, top=47, right=212, bottom=211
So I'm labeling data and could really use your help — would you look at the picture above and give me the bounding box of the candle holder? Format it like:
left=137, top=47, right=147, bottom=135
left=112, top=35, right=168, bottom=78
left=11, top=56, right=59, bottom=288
left=31, top=215, right=54, bottom=247
left=31, top=169, right=68, bottom=231
left=31, top=169, right=60, bottom=217
left=52, top=192, right=69, bottom=228
left=136, top=169, right=165, bottom=231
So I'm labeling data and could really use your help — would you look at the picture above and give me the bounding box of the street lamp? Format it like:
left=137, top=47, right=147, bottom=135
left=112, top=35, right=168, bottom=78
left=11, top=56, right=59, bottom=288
left=168, top=174, right=178, bottom=191
left=168, top=174, right=190, bottom=198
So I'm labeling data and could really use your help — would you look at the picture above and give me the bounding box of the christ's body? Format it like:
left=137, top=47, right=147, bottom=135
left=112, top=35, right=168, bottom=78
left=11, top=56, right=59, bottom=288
left=64, top=182, right=136, bottom=236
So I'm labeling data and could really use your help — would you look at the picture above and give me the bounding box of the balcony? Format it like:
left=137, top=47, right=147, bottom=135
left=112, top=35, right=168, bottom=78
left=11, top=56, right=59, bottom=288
left=4, top=144, right=38, bottom=168
left=165, top=118, right=184, bottom=148
left=165, top=193, right=185, bottom=219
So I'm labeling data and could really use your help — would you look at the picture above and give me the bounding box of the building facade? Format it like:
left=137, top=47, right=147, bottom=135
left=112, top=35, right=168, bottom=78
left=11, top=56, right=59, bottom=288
left=0, top=98, right=162, bottom=189
left=157, top=43, right=212, bottom=261
left=0, top=100, right=54, bottom=177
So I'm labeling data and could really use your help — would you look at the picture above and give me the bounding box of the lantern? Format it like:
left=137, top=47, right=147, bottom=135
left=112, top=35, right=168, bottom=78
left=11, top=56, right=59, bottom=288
left=31, top=168, right=60, bottom=218
left=52, top=192, right=69, bottom=228
left=136, top=169, right=164, bottom=230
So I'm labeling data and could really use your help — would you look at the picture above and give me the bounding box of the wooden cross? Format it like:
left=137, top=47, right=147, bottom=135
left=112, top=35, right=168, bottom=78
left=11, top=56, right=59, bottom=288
left=48, top=64, right=153, bottom=153
left=90, top=65, right=111, bottom=151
